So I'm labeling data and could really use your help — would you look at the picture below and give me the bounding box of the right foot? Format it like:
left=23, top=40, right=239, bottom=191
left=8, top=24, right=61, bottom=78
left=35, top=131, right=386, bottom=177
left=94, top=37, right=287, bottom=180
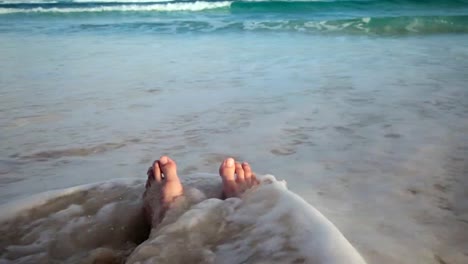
left=219, top=157, right=259, bottom=198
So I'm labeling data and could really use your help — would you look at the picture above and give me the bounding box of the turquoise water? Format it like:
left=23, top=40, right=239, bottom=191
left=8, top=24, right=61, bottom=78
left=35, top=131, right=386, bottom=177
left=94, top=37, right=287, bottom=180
left=1, top=0, right=468, bottom=35
left=1, top=1, right=468, bottom=263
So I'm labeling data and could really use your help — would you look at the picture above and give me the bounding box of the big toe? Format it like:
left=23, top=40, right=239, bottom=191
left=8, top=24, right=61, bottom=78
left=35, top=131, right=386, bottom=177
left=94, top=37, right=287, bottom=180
left=219, top=157, right=235, bottom=182
left=158, top=155, right=179, bottom=182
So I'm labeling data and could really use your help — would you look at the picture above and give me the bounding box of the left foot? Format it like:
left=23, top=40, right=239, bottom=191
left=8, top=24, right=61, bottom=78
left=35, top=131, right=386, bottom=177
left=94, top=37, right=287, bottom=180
left=144, top=156, right=183, bottom=225
left=219, top=157, right=259, bottom=198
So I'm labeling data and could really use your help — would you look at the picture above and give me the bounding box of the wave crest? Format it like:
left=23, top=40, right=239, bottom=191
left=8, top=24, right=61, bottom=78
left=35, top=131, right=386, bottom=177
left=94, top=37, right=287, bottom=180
left=0, top=1, right=231, bottom=13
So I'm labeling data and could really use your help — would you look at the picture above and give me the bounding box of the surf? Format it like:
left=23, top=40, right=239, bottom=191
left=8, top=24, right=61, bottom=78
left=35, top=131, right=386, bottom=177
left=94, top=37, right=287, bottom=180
left=1, top=0, right=467, bottom=35
left=0, top=174, right=366, bottom=264
left=0, top=1, right=232, bottom=14
left=2, top=0, right=468, bottom=14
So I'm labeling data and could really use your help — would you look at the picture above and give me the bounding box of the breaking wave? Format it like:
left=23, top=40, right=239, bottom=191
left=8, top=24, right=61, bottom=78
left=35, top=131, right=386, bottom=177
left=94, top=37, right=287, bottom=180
left=0, top=1, right=231, bottom=13
left=1, top=0, right=468, bottom=14
left=0, top=0, right=467, bottom=35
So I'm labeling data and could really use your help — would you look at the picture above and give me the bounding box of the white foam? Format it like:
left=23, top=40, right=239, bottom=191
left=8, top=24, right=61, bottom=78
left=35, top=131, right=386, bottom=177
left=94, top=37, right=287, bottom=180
left=0, top=178, right=147, bottom=263
left=0, top=178, right=142, bottom=222
left=73, top=0, right=172, bottom=2
left=0, top=0, right=168, bottom=3
left=0, top=0, right=57, bottom=3
left=128, top=175, right=367, bottom=264
left=0, top=174, right=366, bottom=263
left=0, top=1, right=232, bottom=14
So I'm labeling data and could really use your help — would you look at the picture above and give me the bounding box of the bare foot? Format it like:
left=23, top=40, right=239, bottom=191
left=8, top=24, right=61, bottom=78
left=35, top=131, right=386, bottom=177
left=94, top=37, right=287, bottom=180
left=219, top=157, right=259, bottom=198
left=144, top=156, right=183, bottom=225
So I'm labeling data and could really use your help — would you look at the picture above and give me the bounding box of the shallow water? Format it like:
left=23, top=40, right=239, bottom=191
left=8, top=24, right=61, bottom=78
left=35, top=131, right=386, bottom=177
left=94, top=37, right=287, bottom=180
left=0, top=179, right=148, bottom=264
left=0, top=175, right=367, bottom=264
left=1, top=0, right=468, bottom=263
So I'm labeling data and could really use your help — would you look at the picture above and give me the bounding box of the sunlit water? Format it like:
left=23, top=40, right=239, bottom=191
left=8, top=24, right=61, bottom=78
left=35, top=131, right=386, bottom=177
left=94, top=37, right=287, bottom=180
left=1, top=0, right=468, bottom=263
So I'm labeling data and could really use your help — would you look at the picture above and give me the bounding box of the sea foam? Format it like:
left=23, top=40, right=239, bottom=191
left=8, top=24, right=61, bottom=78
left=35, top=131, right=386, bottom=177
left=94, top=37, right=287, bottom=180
left=0, top=174, right=366, bottom=264
left=0, top=1, right=232, bottom=14
left=128, top=174, right=366, bottom=264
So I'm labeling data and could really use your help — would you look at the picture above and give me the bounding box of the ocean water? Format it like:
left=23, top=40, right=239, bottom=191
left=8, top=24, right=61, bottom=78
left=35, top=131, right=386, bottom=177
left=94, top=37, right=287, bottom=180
left=1, top=0, right=468, bottom=263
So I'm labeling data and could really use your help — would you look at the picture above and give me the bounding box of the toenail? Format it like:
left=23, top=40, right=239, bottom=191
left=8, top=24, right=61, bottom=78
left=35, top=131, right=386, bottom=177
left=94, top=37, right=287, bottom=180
left=243, top=162, right=249, bottom=166
left=160, top=156, right=168, bottom=165
left=226, top=158, right=234, bottom=167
